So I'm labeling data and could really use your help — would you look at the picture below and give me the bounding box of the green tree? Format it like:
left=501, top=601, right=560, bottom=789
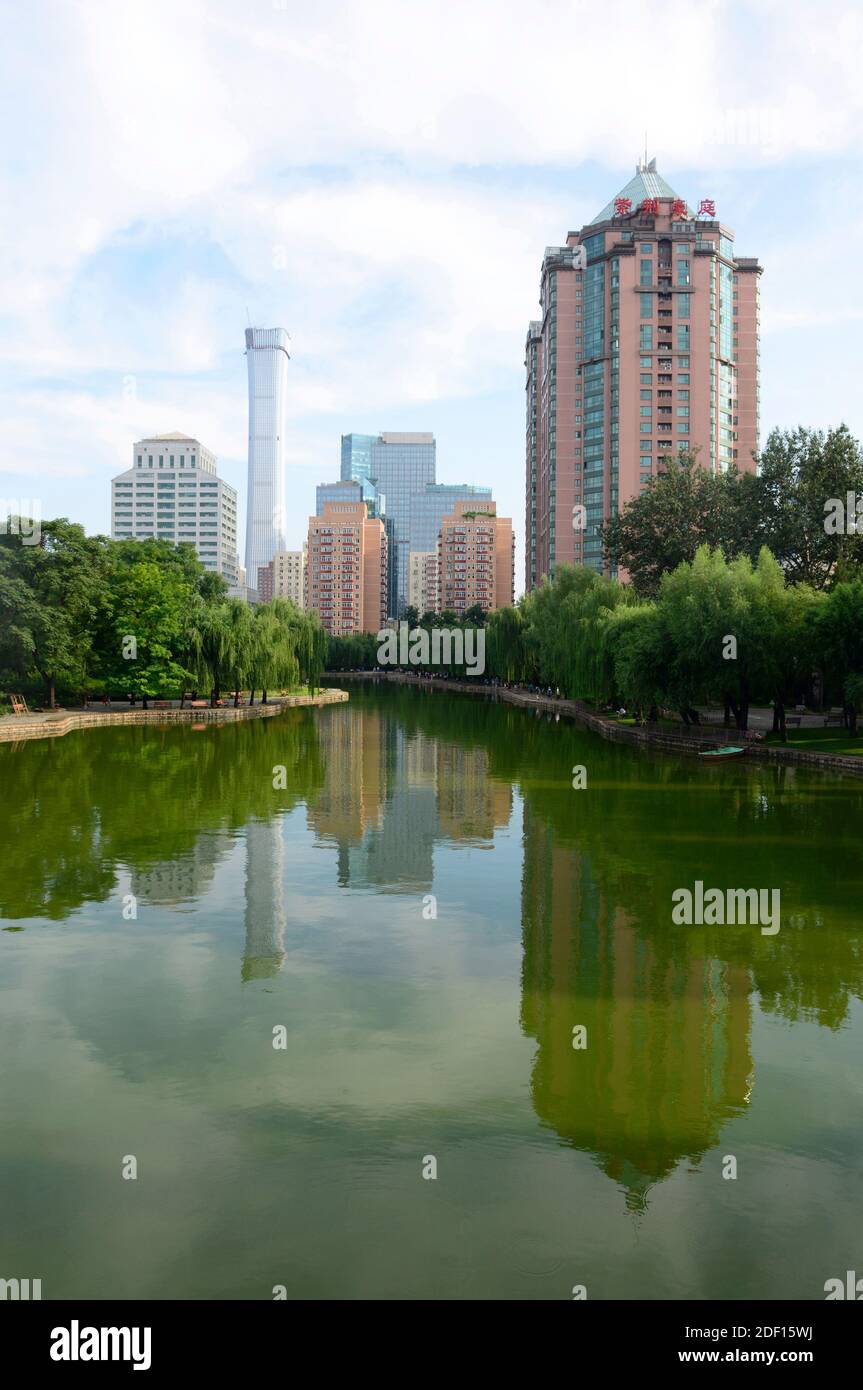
left=0, top=519, right=109, bottom=706
left=600, top=452, right=754, bottom=597
left=751, top=426, right=863, bottom=589
left=486, top=606, right=526, bottom=683
left=814, top=579, right=863, bottom=734
left=185, top=599, right=234, bottom=705
left=97, top=559, right=193, bottom=706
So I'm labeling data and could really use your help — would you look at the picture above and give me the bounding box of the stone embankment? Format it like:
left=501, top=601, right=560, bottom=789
left=0, top=689, right=348, bottom=744
left=331, top=672, right=863, bottom=779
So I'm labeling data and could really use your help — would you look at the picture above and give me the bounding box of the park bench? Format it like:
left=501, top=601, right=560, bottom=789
left=190, top=700, right=209, bottom=709
left=824, top=712, right=845, bottom=728
left=152, top=700, right=172, bottom=709
left=785, top=715, right=803, bottom=728
left=7, top=693, right=29, bottom=715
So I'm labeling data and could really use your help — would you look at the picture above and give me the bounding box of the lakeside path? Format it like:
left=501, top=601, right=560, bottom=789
left=0, top=688, right=348, bottom=745
left=330, top=672, right=863, bottom=780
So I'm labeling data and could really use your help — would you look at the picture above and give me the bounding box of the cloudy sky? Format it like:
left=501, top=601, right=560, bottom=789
left=2, top=0, right=863, bottom=586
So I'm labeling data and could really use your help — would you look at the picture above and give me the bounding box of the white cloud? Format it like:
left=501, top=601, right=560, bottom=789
left=2, top=0, right=863, bottom=544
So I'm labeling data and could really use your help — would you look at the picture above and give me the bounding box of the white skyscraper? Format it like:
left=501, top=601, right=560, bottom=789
left=244, top=326, right=290, bottom=582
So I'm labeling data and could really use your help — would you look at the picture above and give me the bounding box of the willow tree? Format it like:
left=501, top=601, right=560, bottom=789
left=223, top=599, right=255, bottom=706
left=185, top=599, right=235, bottom=705
left=486, top=605, right=527, bottom=683
left=813, top=577, right=863, bottom=734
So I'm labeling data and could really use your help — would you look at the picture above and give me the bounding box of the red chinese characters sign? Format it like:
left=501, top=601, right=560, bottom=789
left=614, top=197, right=632, bottom=216
left=640, top=197, right=659, bottom=215
left=698, top=198, right=716, bottom=217
left=671, top=198, right=688, bottom=219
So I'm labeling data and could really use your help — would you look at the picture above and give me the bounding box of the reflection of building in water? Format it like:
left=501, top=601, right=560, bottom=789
left=339, top=727, right=438, bottom=894
left=242, top=818, right=287, bottom=982
left=309, top=711, right=513, bottom=893
left=131, top=831, right=230, bottom=906
left=521, top=806, right=752, bottom=1209
left=306, top=706, right=386, bottom=845
left=435, top=742, right=512, bottom=845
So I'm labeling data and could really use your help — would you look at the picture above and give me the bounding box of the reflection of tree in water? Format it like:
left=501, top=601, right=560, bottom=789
left=347, top=683, right=863, bottom=1202
left=509, top=711, right=863, bottom=1201
left=521, top=806, right=752, bottom=1206
left=4, top=684, right=863, bottom=1192
left=0, top=714, right=324, bottom=923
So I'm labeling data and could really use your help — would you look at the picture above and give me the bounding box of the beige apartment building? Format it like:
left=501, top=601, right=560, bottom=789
left=407, top=550, right=439, bottom=615
left=437, top=499, right=515, bottom=616
left=257, top=548, right=307, bottom=606
left=305, top=501, right=387, bottom=635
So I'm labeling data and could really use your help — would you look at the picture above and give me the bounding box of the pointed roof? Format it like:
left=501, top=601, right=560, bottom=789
left=591, top=158, right=685, bottom=224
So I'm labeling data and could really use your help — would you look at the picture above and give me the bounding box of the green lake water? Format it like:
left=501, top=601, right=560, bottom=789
left=1, top=682, right=861, bottom=1300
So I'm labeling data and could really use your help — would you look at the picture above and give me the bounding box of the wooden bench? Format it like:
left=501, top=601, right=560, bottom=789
left=8, top=693, right=29, bottom=715
left=152, top=700, right=172, bottom=709
left=190, top=700, right=209, bottom=709
left=785, top=715, right=802, bottom=728
left=824, top=713, right=845, bottom=728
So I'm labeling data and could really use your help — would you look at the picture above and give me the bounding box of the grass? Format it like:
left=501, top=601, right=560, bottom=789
left=765, top=726, right=863, bottom=757
left=602, top=712, right=679, bottom=729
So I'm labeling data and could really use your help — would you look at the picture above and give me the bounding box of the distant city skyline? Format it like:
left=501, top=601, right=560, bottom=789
left=4, top=3, right=863, bottom=599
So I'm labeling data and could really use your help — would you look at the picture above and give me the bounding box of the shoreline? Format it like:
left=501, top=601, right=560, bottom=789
left=0, top=688, right=349, bottom=745
left=328, top=672, right=863, bottom=780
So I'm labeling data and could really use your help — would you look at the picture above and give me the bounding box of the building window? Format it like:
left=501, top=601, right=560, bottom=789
left=640, top=293, right=652, bottom=318
left=641, top=243, right=652, bottom=254
left=640, top=389, right=652, bottom=401
left=640, top=373, right=652, bottom=385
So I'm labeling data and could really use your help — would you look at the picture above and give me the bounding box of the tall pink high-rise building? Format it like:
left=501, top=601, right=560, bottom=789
left=525, top=159, right=762, bottom=588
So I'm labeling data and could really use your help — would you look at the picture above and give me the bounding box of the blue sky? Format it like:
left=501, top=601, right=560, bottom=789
left=2, top=0, right=863, bottom=590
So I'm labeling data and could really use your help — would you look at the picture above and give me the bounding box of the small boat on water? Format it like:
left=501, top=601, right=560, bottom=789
left=699, top=745, right=746, bottom=762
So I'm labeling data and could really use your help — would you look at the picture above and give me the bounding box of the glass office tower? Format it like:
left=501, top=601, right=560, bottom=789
left=340, top=433, right=428, bottom=615
left=338, top=432, right=493, bottom=615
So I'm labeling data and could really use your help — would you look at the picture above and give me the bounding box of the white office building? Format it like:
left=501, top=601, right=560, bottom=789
left=245, top=326, right=290, bottom=581
left=111, top=433, right=239, bottom=585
